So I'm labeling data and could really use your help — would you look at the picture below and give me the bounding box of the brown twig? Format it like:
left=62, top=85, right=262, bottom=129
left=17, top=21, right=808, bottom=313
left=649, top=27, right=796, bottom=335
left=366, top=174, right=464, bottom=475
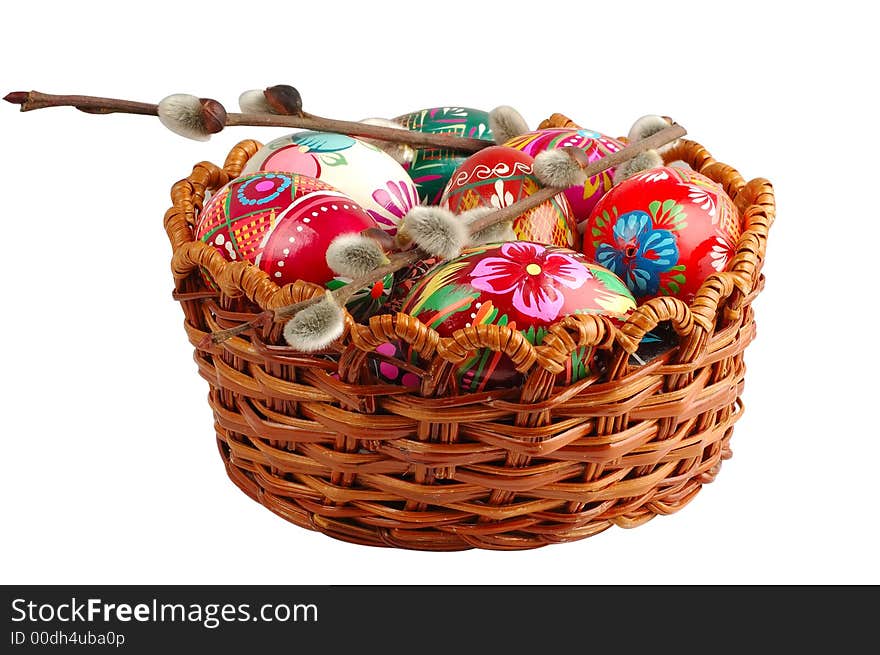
left=224, top=113, right=488, bottom=151
left=4, top=90, right=159, bottom=115
left=3, top=90, right=490, bottom=152
left=204, top=122, right=687, bottom=346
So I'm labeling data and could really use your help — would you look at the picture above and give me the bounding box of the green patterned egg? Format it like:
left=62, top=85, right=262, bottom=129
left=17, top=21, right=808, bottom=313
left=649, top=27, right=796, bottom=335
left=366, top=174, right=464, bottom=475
left=393, top=107, right=494, bottom=204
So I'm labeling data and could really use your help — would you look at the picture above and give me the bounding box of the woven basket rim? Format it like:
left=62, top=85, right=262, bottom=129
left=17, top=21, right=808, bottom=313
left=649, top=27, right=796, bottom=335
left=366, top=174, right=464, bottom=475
left=164, top=138, right=775, bottom=377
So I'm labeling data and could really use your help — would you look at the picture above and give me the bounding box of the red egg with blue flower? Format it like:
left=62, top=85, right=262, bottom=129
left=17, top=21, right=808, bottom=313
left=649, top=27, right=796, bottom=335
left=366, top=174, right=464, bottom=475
left=583, top=166, right=741, bottom=304
left=503, top=128, right=625, bottom=229
left=379, top=241, right=636, bottom=391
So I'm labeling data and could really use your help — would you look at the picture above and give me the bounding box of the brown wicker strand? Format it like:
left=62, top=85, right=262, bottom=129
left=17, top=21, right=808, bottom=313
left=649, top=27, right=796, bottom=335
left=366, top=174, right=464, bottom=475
left=538, top=113, right=581, bottom=129
left=222, top=139, right=262, bottom=178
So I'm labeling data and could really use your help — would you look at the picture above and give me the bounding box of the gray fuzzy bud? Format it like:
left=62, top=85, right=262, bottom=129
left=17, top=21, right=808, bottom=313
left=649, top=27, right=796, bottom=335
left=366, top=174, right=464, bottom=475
left=238, top=89, right=274, bottom=114
left=157, top=94, right=211, bottom=141
left=613, top=150, right=665, bottom=185
left=399, top=206, right=469, bottom=260
left=489, top=105, right=530, bottom=145
left=628, top=115, right=679, bottom=153
left=282, top=292, right=345, bottom=352
left=533, top=149, right=587, bottom=188
left=325, top=233, right=389, bottom=279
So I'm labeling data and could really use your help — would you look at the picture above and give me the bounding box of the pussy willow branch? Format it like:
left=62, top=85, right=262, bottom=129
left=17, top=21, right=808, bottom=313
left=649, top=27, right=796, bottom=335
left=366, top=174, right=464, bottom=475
left=466, top=123, right=686, bottom=234
left=205, top=123, right=687, bottom=346
left=3, top=90, right=490, bottom=152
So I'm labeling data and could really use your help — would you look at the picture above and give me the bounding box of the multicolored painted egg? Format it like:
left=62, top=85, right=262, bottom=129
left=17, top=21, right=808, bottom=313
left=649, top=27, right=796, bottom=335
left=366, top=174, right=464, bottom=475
left=583, top=166, right=741, bottom=304
left=194, top=171, right=378, bottom=290
left=393, top=107, right=494, bottom=204
left=380, top=241, right=637, bottom=391
left=242, top=131, right=418, bottom=235
left=504, top=128, right=625, bottom=228
left=440, top=146, right=578, bottom=248
left=326, top=273, right=393, bottom=322
left=386, top=255, right=441, bottom=314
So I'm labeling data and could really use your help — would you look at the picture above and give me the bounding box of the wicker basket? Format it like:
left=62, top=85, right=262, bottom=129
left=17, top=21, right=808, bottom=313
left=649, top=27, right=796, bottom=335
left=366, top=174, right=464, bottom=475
left=164, top=137, right=774, bottom=551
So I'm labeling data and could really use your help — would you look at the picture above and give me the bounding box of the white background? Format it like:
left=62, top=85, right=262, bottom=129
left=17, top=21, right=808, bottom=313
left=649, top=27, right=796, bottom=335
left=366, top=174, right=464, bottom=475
left=1, top=1, right=877, bottom=585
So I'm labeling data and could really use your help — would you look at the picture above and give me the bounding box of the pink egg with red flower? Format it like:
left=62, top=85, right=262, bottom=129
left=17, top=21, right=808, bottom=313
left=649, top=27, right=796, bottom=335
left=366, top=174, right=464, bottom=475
left=379, top=241, right=636, bottom=391
left=194, top=171, right=378, bottom=288
left=583, top=166, right=741, bottom=304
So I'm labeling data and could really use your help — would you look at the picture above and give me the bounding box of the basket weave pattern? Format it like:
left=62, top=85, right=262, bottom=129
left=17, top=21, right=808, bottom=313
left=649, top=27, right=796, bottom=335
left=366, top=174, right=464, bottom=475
left=164, top=138, right=774, bottom=551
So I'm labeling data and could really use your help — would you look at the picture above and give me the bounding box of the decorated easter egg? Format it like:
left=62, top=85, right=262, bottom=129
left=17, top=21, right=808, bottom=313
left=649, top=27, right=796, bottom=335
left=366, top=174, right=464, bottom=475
left=325, top=273, right=393, bottom=322
left=386, top=255, right=441, bottom=314
left=381, top=241, right=637, bottom=391
left=195, top=171, right=379, bottom=292
left=440, top=146, right=578, bottom=248
left=504, top=128, right=625, bottom=228
left=242, top=131, right=418, bottom=234
left=393, top=107, right=494, bottom=204
left=583, top=166, right=741, bottom=304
